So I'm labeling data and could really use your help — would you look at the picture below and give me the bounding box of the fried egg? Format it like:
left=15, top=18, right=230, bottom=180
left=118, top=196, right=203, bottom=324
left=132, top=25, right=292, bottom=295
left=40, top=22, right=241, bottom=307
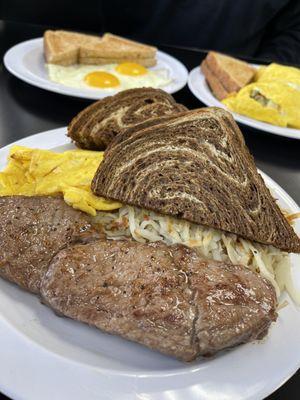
left=0, top=146, right=121, bottom=215
left=47, top=62, right=172, bottom=91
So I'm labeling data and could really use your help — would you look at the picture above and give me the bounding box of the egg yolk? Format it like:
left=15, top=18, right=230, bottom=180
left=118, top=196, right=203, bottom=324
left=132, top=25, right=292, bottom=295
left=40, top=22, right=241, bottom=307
left=115, top=62, right=148, bottom=76
left=84, top=71, right=120, bottom=88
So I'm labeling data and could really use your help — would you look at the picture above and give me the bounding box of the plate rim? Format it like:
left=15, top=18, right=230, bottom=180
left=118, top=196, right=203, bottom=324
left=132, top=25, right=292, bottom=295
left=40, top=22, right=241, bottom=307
left=0, top=127, right=299, bottom=400
left=188, top=65, right=300, bottom=140
left=3, top=37, right=189, bottom=99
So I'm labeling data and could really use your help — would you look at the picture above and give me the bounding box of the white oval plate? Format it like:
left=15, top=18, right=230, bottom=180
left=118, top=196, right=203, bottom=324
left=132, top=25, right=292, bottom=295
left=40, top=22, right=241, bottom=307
left=188, top=65, right=300, bottom=140
left=3, top=38, right=188, bottom=99
left=0, top=128, right=299, bottom=400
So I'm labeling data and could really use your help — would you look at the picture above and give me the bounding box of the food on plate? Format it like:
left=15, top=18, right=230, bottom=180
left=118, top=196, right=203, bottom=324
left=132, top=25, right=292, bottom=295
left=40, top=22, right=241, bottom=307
left=44, top=31, right=167, bottom=91
left=92, top=107, right=300, bottom=301
left=105, top=112, right=184, bottom=152
left=44, top=30, right=102, bottom=66
left=47, top=63, right=171, bottom=91
left=68, top=88, right=187, bottom=150
left=92, top=107, right=299, bottom=252
left=0, top=105, right=299, bottom=360
left=223, top=63, right=300, bottom=128
left=44, top=31, right=157, bottom=67
left=80, top=33, right=156, bottom=67
left=0, top=196, right=99, bottom=293
left=201, top=51, right=255, bottom=100
left=254, top=62, right=300, bottom=84
left=41, top=240, right=277, bottom=361
left=201, top=52, right=300, bottom=128
left=0, top=145, right=121, bottom=215
left=0, top=195, right=277, bottom=360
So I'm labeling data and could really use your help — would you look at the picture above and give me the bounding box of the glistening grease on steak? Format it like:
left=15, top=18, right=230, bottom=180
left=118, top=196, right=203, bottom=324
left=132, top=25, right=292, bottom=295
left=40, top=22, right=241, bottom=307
left=0, top=196, right=99, bottom=293
left=41, top=240, right=277, bottom=361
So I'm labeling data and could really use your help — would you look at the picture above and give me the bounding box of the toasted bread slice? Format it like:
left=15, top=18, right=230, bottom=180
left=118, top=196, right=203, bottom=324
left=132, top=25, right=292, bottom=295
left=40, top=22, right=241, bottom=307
left=44, top=30, right=77, bottom=65
left=80, top=33, right=156, bottom=60
left=92, top=107, right=300, bottom=253
left=205, top=51, right=255, bottom=93
left=201, top=59, right=229, bottom=100
left=44, top=30, right=102, bottom=65
left=68, top=88, right=187, bottom=150
left=44, top=31, right=157, bottom=66
left=105, top=113, right=185, bottom=152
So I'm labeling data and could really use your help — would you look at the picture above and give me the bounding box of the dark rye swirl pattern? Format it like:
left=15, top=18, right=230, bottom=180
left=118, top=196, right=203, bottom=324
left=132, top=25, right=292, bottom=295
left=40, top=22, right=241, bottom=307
left=68, top=88, right=187, bottom=150
left=105, top=113, right=184, bottom=152
left=92, top=107, right=300, bottom=253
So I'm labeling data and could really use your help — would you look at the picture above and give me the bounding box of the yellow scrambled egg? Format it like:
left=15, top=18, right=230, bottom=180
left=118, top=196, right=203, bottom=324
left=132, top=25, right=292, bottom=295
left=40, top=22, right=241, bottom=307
left=222, top=63, right=300, bottom=128
left=0, top=146, right=121, bottom=215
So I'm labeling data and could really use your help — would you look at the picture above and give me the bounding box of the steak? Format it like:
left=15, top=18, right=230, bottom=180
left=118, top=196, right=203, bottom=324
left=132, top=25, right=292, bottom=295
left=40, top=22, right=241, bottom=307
left=0, top=196, right=99, bottom=293
left=41, top=240, right=277, bottom=361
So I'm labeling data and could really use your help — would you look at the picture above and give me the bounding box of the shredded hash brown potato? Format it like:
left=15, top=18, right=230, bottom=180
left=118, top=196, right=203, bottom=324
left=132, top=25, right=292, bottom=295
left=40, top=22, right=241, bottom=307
left=286, top=212, right=300, bottom=223
left=93, top=206, right=299, bottom=303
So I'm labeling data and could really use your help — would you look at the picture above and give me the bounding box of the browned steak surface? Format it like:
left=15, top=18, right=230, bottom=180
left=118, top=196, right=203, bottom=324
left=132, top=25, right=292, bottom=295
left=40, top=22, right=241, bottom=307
left=41, top=240, right=277, bottom=361
left=0, top=196, right=99, bottom=293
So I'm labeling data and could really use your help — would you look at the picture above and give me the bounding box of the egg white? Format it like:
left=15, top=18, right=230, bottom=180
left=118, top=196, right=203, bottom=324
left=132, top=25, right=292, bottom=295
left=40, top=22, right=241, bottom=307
left=46, top=63, right=172, bottom=91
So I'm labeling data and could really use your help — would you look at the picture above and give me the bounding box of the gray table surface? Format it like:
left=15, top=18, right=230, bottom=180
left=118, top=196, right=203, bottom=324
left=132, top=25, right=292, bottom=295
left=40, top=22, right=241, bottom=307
left=0, top=20, right=299, bottom=400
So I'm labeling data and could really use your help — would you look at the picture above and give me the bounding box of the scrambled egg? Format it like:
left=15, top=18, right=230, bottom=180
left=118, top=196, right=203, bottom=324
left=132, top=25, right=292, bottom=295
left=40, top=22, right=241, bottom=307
left=0, top=146, right=121, bottom=215
left=255, top=63, right=300, bottom=86
left=222, top=63, right=300, bottom=128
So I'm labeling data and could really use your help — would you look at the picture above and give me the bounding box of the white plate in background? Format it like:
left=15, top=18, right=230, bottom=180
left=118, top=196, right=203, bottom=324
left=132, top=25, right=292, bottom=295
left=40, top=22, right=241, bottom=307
left=0, top=128, right=299, bottom=400
left=4, top=38, right=188, bottom=99
left=188, top=65, right=300, bottom=140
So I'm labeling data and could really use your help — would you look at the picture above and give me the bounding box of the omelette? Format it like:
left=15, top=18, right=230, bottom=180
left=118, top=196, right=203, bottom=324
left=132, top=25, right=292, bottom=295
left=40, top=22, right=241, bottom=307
left=0, top=146, right=121, bottom=215
left=222, top=63, right=300, bottom=128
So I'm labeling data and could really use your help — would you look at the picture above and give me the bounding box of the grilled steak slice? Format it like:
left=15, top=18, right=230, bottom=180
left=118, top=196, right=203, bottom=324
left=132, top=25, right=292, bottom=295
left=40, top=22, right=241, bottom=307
left=41, top=240, right=277, bottom=361
left=0, top=196, right=99, bottom=293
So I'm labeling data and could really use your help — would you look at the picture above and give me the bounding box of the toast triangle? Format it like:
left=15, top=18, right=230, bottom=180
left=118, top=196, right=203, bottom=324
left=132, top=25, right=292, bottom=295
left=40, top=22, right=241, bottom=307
left=44, top=30, right=156, bottom=66
left=92, top=107, right=300, bottom=253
